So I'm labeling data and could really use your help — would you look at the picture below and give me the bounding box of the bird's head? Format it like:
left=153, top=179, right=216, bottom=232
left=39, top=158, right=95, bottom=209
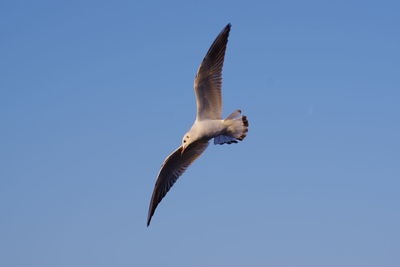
left=181, top=133, right=192, bottom=154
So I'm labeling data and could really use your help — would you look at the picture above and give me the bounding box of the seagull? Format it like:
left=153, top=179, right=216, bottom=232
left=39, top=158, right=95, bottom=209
left=147, top=23, right=249, bottom=226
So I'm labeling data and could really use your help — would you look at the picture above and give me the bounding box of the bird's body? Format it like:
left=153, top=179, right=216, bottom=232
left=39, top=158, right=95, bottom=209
left=147, top=24, right=249, bottom=226
left=188, top=119, right=226, bottom=140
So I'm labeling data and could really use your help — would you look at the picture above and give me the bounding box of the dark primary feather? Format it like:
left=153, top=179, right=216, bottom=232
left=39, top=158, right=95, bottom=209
left=147, top=140, right=209, bottom=226
left=194, top=23, right=231, bottom=120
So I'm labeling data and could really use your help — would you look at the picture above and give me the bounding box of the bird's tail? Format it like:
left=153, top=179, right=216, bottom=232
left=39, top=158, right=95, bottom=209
left=214, top=110, right=249, bottom=145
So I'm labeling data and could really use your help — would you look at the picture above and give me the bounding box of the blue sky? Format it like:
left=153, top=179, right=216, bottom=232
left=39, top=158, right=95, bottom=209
left=1, top=0, right=399, bottom=266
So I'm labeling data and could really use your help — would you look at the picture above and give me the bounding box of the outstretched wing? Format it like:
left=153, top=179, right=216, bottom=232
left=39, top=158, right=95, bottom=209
left=194, top=23, right=231, bottom=121
left=147, top=140, right=209, bottom=226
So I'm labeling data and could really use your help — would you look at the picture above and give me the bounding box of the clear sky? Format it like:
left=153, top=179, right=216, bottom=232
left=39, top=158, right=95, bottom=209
left=1, top=0, right=399, bottom=266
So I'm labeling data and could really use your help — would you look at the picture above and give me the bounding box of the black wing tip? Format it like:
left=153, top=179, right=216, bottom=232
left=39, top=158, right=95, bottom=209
left=223, top=23, right=231, bottom=34
left=147, top=200, right=155, bottom=227
left=147, top=213, right=153, bottom=227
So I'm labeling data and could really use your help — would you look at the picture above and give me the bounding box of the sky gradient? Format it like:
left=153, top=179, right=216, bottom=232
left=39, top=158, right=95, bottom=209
left=1, top=0, right=399, bottom=266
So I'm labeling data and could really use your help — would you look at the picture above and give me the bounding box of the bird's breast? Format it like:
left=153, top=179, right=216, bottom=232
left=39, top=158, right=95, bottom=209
left=192, top=120, right=226, bottom=139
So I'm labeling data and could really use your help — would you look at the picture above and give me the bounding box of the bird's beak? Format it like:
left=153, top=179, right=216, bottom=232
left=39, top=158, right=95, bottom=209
left=181, top=146, right=186, bottom=155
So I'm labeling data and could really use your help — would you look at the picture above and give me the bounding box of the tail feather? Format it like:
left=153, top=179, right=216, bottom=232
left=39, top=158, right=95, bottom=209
left=214, top=110, right=249, bottom=145
left=236, top=115, right=249, bottom=140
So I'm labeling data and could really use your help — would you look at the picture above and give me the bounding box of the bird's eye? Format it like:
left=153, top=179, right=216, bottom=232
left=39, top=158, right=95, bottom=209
left=184, top=140, right=186, bottom=143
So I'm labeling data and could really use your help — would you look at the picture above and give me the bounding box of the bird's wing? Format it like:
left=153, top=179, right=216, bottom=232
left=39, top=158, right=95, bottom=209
left=194, top=23, right=231, bottom=121
left=147, top=140, right=209, bottom=226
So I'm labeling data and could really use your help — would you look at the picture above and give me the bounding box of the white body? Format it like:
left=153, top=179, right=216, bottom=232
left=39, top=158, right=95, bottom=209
left=182, top=109, right=247, bottom=148
left=189, top=119, right=226, bottom=140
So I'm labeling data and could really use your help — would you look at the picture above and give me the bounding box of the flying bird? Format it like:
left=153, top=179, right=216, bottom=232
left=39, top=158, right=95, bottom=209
left=147, top=24, right=249, bottom=226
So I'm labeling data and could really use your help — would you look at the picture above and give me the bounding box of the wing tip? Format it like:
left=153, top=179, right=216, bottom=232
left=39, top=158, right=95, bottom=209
left=147, top=197, right=156, bottom=227
left=224, top=23, right=231, bottom=35
left=147, top=212, right=153, bottom=227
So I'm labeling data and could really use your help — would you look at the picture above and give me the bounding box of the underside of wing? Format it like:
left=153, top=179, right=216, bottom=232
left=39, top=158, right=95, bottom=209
left=194, top=24, right=231, bottom=120
left=147, top=140, right=209, bottom=226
